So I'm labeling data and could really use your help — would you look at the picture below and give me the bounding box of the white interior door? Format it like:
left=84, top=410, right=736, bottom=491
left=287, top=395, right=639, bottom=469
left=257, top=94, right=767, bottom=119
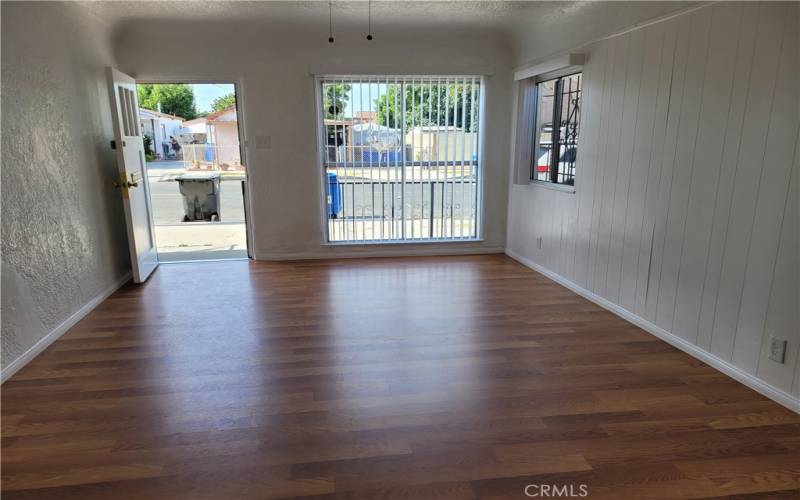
left=106, top=67, right=158, bottom=283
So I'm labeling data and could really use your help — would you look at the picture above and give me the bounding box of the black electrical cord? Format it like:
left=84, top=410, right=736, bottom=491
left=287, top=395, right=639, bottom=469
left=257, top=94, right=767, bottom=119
left=367, top=0, right=373, bottom=40
left=328, top=0, right=334, bottom=43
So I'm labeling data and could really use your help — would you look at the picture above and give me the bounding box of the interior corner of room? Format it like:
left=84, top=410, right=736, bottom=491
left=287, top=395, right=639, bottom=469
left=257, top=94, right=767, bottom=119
left=1, top=1, right=798, bottom=497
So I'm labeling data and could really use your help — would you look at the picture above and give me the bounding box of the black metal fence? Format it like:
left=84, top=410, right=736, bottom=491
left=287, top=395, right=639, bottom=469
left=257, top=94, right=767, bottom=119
left=327, top=177, right=478, bottom=241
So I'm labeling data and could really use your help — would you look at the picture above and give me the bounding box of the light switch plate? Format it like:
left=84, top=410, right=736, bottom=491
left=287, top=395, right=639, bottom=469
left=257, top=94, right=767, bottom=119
left=536, top=237, right=543, bottom=249
left=768, top=337, right=787, bottom=364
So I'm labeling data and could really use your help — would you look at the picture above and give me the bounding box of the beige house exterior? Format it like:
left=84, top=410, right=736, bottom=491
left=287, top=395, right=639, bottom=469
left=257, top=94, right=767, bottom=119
left=180, top=105, right=243, bottom=170
left=405, top=126, right=477, bottom=162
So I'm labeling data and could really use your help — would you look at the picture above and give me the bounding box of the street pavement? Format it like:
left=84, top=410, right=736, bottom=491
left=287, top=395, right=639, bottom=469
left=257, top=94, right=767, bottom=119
left=144, top=161, right=477, bottom=258
left=146, top=160, right=185, bottom=171
left=147, top=163, right=246, bottom=225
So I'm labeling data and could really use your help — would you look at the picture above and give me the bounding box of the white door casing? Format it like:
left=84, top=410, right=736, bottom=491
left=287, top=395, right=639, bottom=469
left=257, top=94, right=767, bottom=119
left=106, top=67, right=158, bottom=283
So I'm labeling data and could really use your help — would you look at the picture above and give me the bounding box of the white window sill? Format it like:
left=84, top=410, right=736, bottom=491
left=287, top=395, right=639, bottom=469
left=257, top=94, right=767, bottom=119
left=528, top=180, right=576, bottom=194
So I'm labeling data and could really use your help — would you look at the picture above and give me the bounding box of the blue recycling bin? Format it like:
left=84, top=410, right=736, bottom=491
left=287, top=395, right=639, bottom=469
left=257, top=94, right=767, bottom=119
left=386, top=150, right=403, bottom=163
left=327, top=172, right=342, bottom=218
left=361, top=151, right=381, bottom=163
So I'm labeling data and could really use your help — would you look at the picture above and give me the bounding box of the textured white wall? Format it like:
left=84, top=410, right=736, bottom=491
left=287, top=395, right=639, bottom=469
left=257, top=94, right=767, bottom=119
left=112, top=21, right=512, bottom=258
left=507, top=2, right=799, bottom=398
left=1, top=3, right=130, bottom=367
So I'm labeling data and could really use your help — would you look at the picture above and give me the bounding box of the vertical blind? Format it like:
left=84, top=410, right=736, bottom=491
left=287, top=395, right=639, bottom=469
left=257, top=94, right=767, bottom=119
left=318, top=76, right=482, bottom=243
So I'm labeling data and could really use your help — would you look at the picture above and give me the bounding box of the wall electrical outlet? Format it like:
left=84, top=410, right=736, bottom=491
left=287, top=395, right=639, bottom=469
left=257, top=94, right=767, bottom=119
left=768, top=337, right=787, bottom=364
left=536, top=236, right=543, bottom=249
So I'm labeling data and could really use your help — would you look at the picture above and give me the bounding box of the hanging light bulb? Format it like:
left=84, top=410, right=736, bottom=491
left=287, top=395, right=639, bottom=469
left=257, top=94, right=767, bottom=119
left=328, top=0, right=334, bottom=43
left=366, top=0, right=373, bottom=40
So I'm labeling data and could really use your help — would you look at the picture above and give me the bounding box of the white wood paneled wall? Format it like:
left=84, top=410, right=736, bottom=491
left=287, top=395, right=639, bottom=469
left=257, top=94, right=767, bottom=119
left=507, top=2, right=799, bottom=399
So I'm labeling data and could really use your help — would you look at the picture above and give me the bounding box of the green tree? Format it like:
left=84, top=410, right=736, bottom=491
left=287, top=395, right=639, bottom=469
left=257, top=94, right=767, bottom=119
left=323, top=83, right=352, bottom=119
left=211, top=92, right=236, bottom=112
left=137, top=83, right=197, bottom=120
left=374, top=83, right=478, bottom=132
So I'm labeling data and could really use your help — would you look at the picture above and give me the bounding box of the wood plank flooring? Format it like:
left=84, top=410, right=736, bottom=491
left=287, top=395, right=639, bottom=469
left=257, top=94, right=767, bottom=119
left=2, top=255, right=798, bottom=499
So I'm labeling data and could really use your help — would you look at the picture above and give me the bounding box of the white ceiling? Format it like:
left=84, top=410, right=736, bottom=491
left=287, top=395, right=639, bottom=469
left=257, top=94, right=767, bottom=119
left=79, top=1, right=697, bottom=64
left=83, top=1, right=566, bottom=30
left=83, top=1, right=692, bottom=31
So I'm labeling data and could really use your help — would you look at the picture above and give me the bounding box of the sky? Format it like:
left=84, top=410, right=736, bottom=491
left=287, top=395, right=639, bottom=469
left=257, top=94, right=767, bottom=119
left=345, top=83, right=387, bottom=118
left=192, top=83, right=236, bottom=113
left=194, top=82, right=385, bottom=118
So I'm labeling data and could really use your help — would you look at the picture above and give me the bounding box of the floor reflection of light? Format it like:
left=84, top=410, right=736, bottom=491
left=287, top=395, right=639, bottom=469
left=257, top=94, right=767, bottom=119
left=322, top=259, right=484, bottom=417
left=137, top=258, right=501, bottom=445
left=142, top=261, right=268, bottom=436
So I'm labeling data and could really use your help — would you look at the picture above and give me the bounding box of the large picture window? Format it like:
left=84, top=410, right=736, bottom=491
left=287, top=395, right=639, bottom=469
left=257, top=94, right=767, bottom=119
left=532, top=72, right=581, bottom=185
left=318, top=76, right=482, bottom=243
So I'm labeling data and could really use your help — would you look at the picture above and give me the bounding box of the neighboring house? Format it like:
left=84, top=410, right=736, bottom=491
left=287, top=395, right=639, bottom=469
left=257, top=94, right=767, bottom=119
left=138, top=108, right=183, bottom=159
left=180, top=117, right=209, bottom=136
left=179, top=106, right=242, bottom=169
left=405, top=126, right=477, bottom=162
left=324, top=119, right=404, bottom=163
left=324, top=118, right=354, bottom=163
left=324, top=121, right=476, bottom=164
left=351, top=123, right=402, bottom=162
left=354, top=111, right=376, bottom=124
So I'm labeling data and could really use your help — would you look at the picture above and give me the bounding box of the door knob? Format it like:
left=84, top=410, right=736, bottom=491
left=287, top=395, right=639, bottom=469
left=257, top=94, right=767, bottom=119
left=114, top=173, right=139, bottom=189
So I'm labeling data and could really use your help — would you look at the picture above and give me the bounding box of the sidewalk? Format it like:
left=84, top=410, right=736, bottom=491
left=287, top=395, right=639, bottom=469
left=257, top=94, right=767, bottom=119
left=146, top=160, right=246, bottom=182
left=155, top=223, right=247, bottom=262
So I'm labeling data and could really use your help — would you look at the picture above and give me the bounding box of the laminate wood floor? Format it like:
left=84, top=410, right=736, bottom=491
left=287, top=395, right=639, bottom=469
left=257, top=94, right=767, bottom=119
left=2, top=255, right=798, bottom=499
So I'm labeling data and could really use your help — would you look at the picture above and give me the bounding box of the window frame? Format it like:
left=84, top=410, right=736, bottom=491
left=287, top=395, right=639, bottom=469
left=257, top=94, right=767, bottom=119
left=529, top=69, right=582, bottom=192
left=314, top=74, right=485, bottom=245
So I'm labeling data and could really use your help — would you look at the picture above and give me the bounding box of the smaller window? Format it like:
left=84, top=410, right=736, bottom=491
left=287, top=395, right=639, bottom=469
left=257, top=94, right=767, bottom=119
left=532, top=72, right=581, bottom=186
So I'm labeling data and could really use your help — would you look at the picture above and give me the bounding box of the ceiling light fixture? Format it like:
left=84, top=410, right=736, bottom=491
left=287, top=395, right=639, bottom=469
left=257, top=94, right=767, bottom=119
left=328, top=0, right=334, bottom=43
left=366, top=0, right=373, bottom=40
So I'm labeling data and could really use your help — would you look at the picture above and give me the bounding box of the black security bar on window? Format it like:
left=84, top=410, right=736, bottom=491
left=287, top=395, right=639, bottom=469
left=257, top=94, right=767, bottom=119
left=532, top=73, right=581, bottom=186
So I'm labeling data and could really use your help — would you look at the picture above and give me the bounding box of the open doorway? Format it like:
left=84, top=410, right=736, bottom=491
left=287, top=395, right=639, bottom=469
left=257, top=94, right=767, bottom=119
left=136, top=82, right=249, bottom=262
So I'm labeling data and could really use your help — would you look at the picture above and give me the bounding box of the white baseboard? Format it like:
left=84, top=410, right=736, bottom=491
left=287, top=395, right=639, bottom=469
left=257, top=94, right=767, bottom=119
left=257, top=246, right=505, bottom=261
left=505, top=249, right=799, bottom=413
left=1, top=271, right=132, bottom=383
